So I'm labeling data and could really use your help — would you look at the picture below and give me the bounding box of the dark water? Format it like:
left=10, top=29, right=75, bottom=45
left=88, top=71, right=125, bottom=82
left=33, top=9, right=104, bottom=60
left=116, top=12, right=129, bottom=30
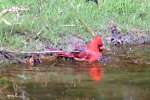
left=0, top=45, right=150, bottom=100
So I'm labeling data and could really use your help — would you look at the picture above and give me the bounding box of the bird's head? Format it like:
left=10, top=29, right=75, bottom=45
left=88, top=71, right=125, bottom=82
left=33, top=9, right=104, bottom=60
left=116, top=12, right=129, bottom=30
left=94, top=35, right=105, bottom=52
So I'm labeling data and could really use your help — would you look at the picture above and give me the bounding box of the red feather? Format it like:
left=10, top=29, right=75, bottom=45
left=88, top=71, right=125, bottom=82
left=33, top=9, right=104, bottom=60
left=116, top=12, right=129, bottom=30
left=74, top=35, right=105, bottom=62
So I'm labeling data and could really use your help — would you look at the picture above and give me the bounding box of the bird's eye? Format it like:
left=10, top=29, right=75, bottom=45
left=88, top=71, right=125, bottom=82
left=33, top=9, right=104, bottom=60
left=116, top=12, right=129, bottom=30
left=98, top=45, right=103, bottom=51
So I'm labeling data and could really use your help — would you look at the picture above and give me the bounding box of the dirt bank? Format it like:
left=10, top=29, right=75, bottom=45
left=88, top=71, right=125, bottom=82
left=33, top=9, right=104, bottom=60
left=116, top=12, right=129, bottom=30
left=0, top=25, right=150, bottom=65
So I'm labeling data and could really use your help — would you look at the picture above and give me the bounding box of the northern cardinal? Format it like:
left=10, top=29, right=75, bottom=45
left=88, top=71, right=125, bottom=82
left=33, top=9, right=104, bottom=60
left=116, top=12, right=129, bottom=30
left=53, top=35, right=105, bottom=63
left=74, top=35, right=105, bottom=62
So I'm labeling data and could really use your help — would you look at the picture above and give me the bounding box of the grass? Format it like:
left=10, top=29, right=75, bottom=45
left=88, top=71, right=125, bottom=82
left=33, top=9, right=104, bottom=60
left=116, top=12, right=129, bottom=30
left=0, top=0, right=150, bottom=50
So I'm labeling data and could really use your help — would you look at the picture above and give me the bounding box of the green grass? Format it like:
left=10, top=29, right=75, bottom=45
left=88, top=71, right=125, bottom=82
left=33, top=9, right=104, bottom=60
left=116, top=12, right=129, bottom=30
left=0, top=0, right=150, bottom=50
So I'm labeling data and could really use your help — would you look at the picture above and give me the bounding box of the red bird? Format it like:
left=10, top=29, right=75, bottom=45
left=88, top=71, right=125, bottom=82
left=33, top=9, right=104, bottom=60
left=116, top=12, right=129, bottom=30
left=74, top=35, right=105, bottom=62
left=55, top=35, right=105, bottom=62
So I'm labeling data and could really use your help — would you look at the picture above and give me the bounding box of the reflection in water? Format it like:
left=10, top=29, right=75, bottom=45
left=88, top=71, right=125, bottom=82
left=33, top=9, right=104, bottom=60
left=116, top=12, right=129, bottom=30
left=0, top=62, right=104, bottom=100
left=74, top=62, right=104, bottom=83
left=0, top=45, right=150, bottom=100
left=89, top=64, right=103, bottom=82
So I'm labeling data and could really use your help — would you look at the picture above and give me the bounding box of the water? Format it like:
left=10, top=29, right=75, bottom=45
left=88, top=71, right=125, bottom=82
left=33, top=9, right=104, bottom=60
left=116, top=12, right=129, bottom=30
left=0, top=45, right=150, bottom=100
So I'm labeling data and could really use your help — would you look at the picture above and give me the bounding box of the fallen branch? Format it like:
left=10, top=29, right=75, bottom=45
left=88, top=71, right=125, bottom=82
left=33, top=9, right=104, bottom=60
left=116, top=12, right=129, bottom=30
left=0, top=49, right=80, bottom=65
left=0, top=6, right=29, bottom=25
left=0, top=49, right=79, bottom=55
left=0, top=6, right=29, bottom=18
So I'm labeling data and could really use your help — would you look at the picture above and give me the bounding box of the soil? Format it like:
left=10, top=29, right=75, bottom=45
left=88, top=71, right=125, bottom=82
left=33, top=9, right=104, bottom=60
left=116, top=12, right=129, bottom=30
left=109, top=25, right=150, bottom=46
left=0, top=25, right=150, bottom=65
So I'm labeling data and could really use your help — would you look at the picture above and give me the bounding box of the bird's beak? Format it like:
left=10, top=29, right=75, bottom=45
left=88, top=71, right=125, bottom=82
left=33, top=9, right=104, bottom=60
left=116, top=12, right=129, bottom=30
left=99, top=45, right=105, bottom=51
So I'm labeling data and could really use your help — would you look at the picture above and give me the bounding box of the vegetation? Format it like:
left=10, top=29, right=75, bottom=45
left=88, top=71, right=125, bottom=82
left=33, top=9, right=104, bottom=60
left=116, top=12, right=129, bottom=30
left=0, top=0, right=150, bottom=50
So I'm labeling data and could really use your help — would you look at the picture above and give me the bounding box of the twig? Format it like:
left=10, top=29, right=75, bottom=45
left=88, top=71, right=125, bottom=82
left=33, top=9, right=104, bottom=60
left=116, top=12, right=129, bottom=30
left=78, top=16, right=96, bottom=37
left=0, top=6, right=29, bottom=25
left=0, top=6, right=29, bottom=18
left=0, top=49, right=80, bottom=55
left=0, top=18, right=12, bottom=25
left=62, top=24, right=79, bottom=27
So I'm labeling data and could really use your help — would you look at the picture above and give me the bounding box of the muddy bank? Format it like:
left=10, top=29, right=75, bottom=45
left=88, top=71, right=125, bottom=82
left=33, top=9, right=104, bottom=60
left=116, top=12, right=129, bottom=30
left=109, top=25, right=150, bottom=46
left=50, top=25, right=150, bottom=51
left=0, top=25, right=150, bottom=65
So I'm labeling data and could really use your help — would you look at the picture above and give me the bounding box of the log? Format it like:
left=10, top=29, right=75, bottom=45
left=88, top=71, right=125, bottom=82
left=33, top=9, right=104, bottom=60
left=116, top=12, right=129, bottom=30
left=0, top=49, right=80, bottom=65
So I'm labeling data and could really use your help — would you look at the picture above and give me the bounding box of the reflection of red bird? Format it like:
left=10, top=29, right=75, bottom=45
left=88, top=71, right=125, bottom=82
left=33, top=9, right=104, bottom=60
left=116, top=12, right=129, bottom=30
left=74, top=35, right=105, bottom=62
left=89, top=64, right=103, bottom=82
